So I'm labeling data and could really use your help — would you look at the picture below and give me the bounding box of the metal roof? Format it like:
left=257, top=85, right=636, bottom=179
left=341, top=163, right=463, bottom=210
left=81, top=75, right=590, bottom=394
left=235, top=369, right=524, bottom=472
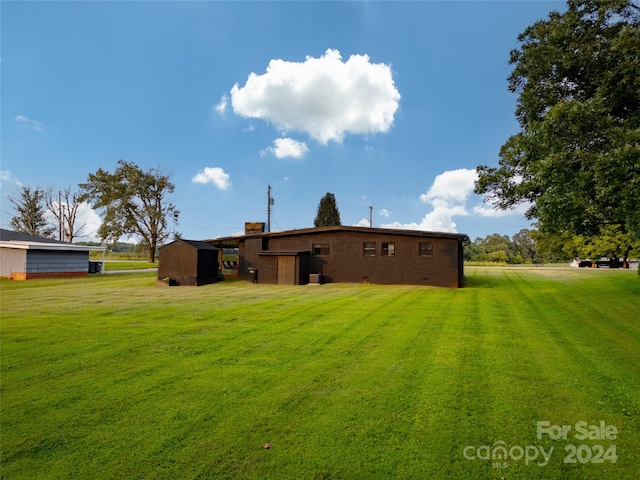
left=160, top=238, right=219, bottom=251
left=0, top=229, right=104, bottom=252
left=0, top=228, right=71, bottom=244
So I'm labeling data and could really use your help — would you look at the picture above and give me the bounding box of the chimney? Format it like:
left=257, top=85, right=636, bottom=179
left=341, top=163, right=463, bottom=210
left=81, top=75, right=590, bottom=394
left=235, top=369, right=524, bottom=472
left=245, top=222, right=266, bottom=235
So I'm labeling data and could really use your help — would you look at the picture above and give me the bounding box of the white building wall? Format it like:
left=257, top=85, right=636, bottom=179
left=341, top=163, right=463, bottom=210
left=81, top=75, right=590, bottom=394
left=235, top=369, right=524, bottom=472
left=0, top=248, right=27, bottom=277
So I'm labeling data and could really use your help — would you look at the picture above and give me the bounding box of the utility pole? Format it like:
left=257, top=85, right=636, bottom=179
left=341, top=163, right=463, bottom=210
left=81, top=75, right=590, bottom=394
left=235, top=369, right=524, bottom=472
left=369, top=205, right=373, bottom=228
left=267, top=185, right=274, bottom=232
left=58, top=190, right=63, bottom=241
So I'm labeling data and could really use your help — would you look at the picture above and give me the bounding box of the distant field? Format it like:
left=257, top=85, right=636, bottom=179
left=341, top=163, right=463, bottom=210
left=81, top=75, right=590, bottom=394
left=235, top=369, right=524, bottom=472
left=464, top=261, right=571, bottom=268
left=89, top=251, right=148, bottom=261
left=101, top=261, right=158, bottom=271
left=1, top=268, right=639, bottom=479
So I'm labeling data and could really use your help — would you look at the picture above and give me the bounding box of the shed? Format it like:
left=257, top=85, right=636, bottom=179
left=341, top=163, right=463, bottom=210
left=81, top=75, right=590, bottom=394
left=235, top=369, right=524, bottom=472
left=157, top=239, right=219, bottom=286
left=0, top=229, right=101, bottom=280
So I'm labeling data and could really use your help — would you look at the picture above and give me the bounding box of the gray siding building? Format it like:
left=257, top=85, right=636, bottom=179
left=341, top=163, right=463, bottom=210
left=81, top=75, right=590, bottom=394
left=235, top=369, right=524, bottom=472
left=0, top=229, right=99, bottom=280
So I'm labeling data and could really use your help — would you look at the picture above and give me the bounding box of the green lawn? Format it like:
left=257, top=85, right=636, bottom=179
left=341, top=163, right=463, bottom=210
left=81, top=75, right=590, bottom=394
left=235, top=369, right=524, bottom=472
left=1, top=268, right=639, bottom=479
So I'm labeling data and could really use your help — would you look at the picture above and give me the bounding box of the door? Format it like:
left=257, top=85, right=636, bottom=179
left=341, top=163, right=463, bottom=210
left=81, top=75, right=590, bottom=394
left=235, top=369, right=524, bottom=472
left=277, top=256, right=296, bottom=285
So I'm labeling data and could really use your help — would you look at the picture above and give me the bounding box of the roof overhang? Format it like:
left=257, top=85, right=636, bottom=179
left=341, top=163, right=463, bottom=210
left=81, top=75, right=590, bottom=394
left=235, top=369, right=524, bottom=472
left=0, top=241, right=105, bottom=252
left=206, top=225, right=470, bottom=246
left=257, top=250, right=311, bottom=256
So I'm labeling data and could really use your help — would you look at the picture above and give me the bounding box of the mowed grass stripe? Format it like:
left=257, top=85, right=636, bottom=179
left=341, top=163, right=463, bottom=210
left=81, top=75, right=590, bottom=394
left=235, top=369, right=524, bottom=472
left=399, top=288, right=495, bottom=479
left=1, top=270, right=639, bottom=479
left=275, top=288, right=467, bottom=479
left=211, top=288, right=446, bottom=479
left=465, top=268, right=640, bottom=479
left=506, top=270, right=640, bottom=420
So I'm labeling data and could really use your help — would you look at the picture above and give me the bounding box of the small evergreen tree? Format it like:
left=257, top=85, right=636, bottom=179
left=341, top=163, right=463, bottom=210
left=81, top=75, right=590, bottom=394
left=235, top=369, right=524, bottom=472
left=314, top=193, right=342, bottom=227
left=8, top=186, right=54, bottom=238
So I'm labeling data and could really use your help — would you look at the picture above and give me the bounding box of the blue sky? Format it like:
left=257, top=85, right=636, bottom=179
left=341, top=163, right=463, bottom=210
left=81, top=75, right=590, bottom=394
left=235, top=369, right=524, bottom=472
left=1, top=1, right=564, bottom=243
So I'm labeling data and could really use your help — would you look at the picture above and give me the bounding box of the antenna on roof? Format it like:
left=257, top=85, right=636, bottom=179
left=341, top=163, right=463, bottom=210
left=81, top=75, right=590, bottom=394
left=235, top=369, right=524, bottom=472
left=369, top=205, right=373, bottom=228
left=267, top=185, right=274, bottom=232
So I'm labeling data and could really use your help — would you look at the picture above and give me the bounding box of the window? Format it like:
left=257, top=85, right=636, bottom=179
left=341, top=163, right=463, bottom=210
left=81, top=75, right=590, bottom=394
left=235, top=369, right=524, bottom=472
left=363, top=242, right=376, bottom=256
left=419, top=242, right=433, bottom=256
left=382, top=242, right=395, bottom=256
left=313, top=243, right=330, bottom=256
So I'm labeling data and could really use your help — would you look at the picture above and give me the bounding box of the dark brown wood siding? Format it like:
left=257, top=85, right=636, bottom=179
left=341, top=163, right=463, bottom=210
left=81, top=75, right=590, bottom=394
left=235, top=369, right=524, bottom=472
left=240, top=237, right=263, bottom=280
left=158, top=240, right=218, bottom=286
left=252, top=252, right=310, bottom=285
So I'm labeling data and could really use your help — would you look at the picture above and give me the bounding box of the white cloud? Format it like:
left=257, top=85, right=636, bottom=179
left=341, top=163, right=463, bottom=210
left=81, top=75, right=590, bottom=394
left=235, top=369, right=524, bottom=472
left=378, top=208, right=390, bottom=218
left=192, top=167, right=231, bottom=190
left=419, top=168, right=478, bottom=207
left=43, top=201, right=103, bottom=243
left=381, top=207, right=461, bottom=233
left=214, top=95, right=228, bottom=114
left=472, top=202, right=531, bottom=218
left=471, top=174, right=532, bottom=217
left=355, top=218, right=371, bottom=227
left=0, top=170, right=23, bottom=189
left=230, top=48, right=400, bottom=144
left=15, top=115, right=44, bottom=133
left=263, top=138, right=309, bottom=159
left=391, top=168, right=478, bottom=232
left=381, top=168, right=531, bottom=233
left=72, top=202, right=103, bottom=242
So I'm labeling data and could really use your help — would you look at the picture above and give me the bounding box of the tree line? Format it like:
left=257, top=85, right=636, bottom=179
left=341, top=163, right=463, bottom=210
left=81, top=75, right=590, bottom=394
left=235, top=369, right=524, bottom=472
left=465, top=228, right=640, bottom=264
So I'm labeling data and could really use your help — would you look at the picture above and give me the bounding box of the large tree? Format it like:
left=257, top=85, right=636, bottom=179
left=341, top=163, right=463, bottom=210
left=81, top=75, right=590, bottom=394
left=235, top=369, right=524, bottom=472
left=80, top=160, right=179, bottom=262
left=8, top=186, right=54, bottom=238
left=512, top=228, right=536, bottom=262
left=475, top=0, right=640, bottom=247
left=314, top=192, right=342, bottom=227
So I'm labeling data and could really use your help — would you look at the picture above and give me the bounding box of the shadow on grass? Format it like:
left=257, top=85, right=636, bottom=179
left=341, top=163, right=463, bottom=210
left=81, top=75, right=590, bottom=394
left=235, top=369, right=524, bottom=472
left=463, top=274, right=496, bottom=289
